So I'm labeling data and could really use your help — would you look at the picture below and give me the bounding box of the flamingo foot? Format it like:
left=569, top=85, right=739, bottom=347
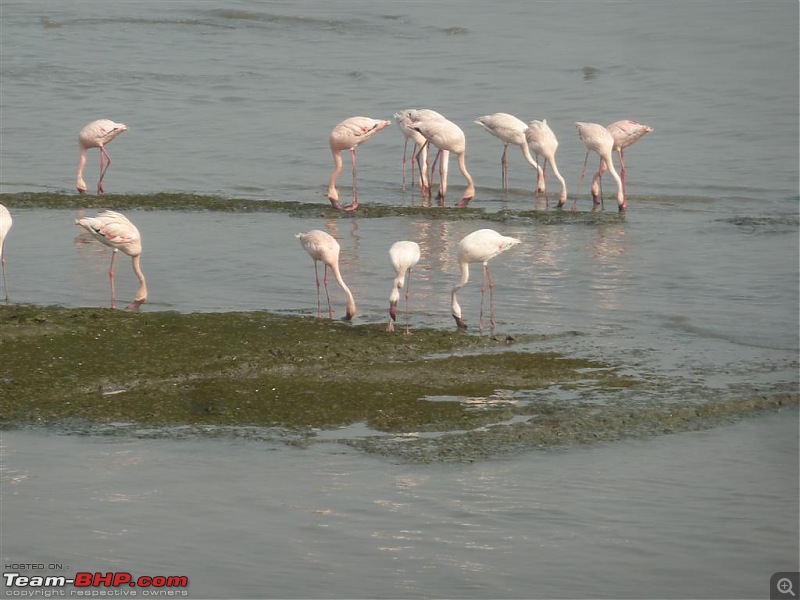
left=386, top=322, right=396, bottom=332
left=344, top=202, right=359, bottom=212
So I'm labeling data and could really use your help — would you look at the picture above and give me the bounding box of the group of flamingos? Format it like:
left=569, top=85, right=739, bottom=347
left=0, top=112, right=651, bottom=332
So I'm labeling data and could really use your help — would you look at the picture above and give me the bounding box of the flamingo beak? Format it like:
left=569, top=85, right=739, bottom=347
left=126, top=300, right=144, bottom=312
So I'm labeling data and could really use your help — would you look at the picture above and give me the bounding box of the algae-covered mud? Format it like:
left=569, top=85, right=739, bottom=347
left=0, top=191, right=625, bottom=224
left=1, top=305, right=795, bottom=462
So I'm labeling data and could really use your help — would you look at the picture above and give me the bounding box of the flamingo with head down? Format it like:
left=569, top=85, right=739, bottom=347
left=410, top=114, right=475, bottom=207
left=591, top=120, right=653, bottom=203
left=474, top=113, right=544, bottom=193
left=387, top=240, right=421, bottom=334
left=75, top=210, right=147, bottom=311
left=575, top=122, right=625, bottom=211
left=76, top=119, right=128, bottom=195
left=451, top=228, right=521, bottom=331
left=327, top=116, right=392, bottom=211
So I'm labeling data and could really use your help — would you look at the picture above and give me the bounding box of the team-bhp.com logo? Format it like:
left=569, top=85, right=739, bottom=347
left=3, top=571, right=189, bottom=596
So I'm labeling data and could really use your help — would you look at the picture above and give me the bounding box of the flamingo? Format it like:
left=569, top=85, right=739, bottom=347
left=591, top=120, right=653, bottom=201
left=0, top=204, right=11, bottom=302
left=387, top=240, right=421, bottom=334
left=327, top=116, right=392, bottom=211
left=411, top=115, right=475, bottom=207
left=575, top=122, right=625, bottom=211
left=76, top=119, right=128, bottom=195
left=525, top=119, right=567, bottom=206
left=398, top=109, right=446, bottom=197
left=394, top=109, right=429, bottom=192
left=75, top=210, right=147, bottom=311
left=296, top=230, right=356, bottom=321
left=474, top=113, right=544, bottom=193
left=451, top=228, right=521, bottom=331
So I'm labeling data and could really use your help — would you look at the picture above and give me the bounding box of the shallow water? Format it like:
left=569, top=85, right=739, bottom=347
left=0, top=1, right=798, bottom=598
left=2, top=410, right=798, bottom=599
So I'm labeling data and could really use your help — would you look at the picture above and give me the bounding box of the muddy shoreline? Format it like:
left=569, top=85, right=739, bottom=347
left=2, top=304, right=795, bottom=462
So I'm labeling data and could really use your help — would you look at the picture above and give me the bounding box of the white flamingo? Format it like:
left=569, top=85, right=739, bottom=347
left=575, top=122, right=625, bottom=211
left=387, top=240, right=421, bottom=334
left=76, top=119, right=128, bottom=195
left=75, top=210, right=147, bottom=311
left=296, top=230, right=356, bottom=321
left=451, top=228, right=520, bottom=331
left=327, top=116, right=392, bottom=211
left=474, top=113, right=544, bottom=193
left=526, top=119, right=567, bottom=206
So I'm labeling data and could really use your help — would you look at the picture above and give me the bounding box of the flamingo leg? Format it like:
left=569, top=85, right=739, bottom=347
left=436, top=150, right=450, bottom=205
left=1, top=240, right=8, bottom=303
left=323, top=265, right=334, bottom=319
left=401, top=138, right=409, bottom=191
left=403, top=268, right=412, bottom=335
left=501, top=144, right=509, bottom=191
left=417, top=141, right=431, bottom=197
left=410, top=143, right=418, bottom=189
left=345, top=148, right=359, bottom=211
left=478, top=264, right=488, bottom=332
left=618, top=149, right=627, bottom=194
left=487, top=266, right=496, bottom=331
left=312, top=261, right=323, bottom=318
left=97, top=146, right=112, bottom=196
left=108, top=249, right=118, bottom=309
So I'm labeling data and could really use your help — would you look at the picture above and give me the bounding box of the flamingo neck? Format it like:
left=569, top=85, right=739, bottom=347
left=330, top=262, right=356, bottom=319
left=131, top=254, right=148, bottom=303
left=77, top=148, right=88, bottom=191
left=328, top=150, right=344, bottom=198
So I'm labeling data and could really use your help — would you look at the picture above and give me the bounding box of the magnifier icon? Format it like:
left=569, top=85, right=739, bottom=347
left=777, top=578, right=796, bottom=597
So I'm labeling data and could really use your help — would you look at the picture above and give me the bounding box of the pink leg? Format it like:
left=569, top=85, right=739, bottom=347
left=501, top=144, right=509, bottom=191
left=345, top=148, right=359, bottom=211
left=416, top=141, right=431, bottom=197
left=108, top=250, right=118, bottom=309
left=323, top=265, right=334, bottom=318
left=97, top=146, right=112, bottom=195
left=401, top=138, right=409, bottom=191
left=403, top=268, right=413, bottom=335
left=313, top=261, right=322, bottom=318
left=487, top=267, right=496, bottom=331
left=478, top=265, right=488, bottom=332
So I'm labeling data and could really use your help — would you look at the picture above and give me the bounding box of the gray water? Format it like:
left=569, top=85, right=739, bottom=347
left=0, top=1, right=798, bottom=598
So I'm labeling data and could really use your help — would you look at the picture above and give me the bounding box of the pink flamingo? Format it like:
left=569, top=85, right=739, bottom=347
left=575, top=122, right=625, bottom=211
left=451, top=228, right=521, bottom=331
left=0, top=204, right=11, bottom=302
left=75, top=211, right=147, bottom=311
left=327, top=116, right=392, bottom=211
left=525, top=119, right=567, bottom=206
left=387, top=240, right=421, bottom=333
left=76, top=119, right=128, bottom=195
left=296, top=230, right=356, bottom=321
left=591, top=120, right=653, bottom=201
left=411, top=116, right=475, bottom=207
left=397, top=109, right=446, bottom=197
left=474, top=113, right=544, bottom=193
left=394, top=110, right=429, bottom=192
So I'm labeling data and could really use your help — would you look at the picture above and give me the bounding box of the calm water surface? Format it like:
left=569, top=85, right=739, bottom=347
left=0, top=1, right=798, bottom=598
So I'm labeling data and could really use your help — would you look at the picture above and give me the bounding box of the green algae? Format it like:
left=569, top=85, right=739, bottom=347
left=1, top=304, right=795, bottom=461
left=0, top=305, right=632, bottom=429
left=0, top=192, right=624, bottom=224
